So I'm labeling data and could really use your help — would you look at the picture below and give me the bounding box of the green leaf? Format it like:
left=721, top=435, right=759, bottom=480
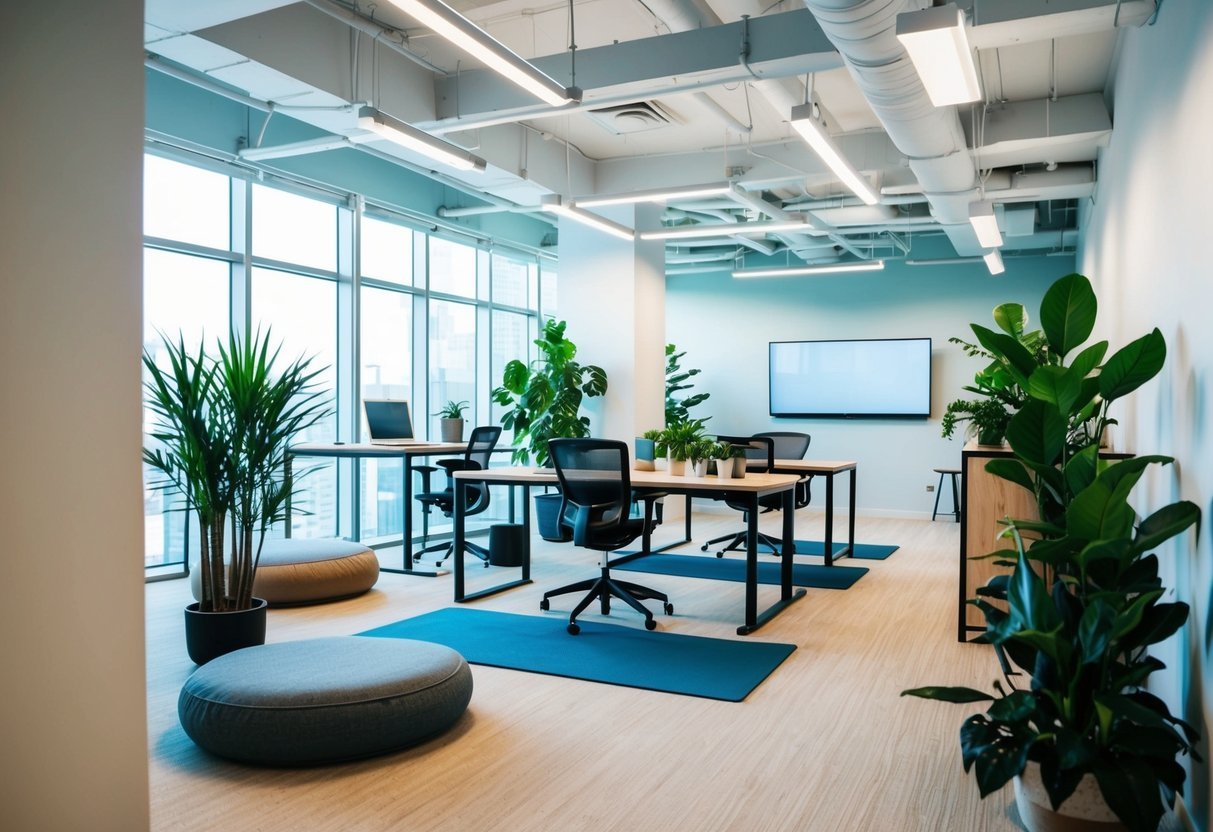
left=1132, top=500, right=1201, bottom=555
left=988, top=690, right=1035, bottom=722
left=1099, top=328, right=1167, bottom=401
left=1063, top=445, right=1098, bottom=500
left=1039, top=272, right=1097, bottom=358
left=1067, top=479, right=1136, bottom=540
left=992, top=303, right=1028, bottom=339
left=500, top=359, right=529, bottom=394
left=1121, top=602, right=1189, bottom=651
left=900, top=686, right=995, bottom=703
left=1069, top=340, right=1109, bottom=379
left=1078, top=600, right=1115, bottom=664
left=1094, top=759, right=1166, bottom=832
left=971, top=324, right=1037, bottom=381
left=1008, top=550, right=1059, bottom=632
left=1027, top=365, right=1082, bottom=415
left=984, top=458, right=1034, bottom=493
left=1005, top=399, right=1067, bottom=466
left=960, top=715, right=1033, bottom=797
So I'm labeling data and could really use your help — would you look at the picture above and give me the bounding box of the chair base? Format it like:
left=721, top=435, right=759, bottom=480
left=701, top=529, right=782, bottom=558
left=540, top=567, right=673, bottom=634
left=414, top=539, right=489, bottom=568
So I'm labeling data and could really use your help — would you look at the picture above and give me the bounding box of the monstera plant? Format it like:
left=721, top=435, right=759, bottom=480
left=492, top=319, right=607, bottom=466
left=904, top=274, right=1202, bottom=832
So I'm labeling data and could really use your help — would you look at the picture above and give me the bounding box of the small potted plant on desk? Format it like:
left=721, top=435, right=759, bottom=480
left=660, top=421, right=703, bottom=476
left=436, top=399, right=468, bottom=443
left=941, top=397, right=1011, bottom=446
left=143, top=330, right=329, bottom=664
left=902, top=273, right=1202, bottom=832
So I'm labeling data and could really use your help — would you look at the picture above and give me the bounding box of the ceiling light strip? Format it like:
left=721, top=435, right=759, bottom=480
left=789, top=104, right=879, bottom=206
left=895, top=3, right=982, bottom=107
left=983, top=249, right=1005, bottom=275
left=732, top=260, right=885, bottom=278
left=383, top=0, right=576, bottom=107
left=641, top=220, right=810, bottom=241
left=576, top=182, right=735, bottom=208
left=540, top=195, right=635, bottom=241
left=969, top=201, right=1003, bottom=248
left=355, top=107, right=486, bottom=172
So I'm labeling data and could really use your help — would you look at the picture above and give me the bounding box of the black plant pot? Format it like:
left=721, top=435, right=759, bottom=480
left=534, top=492, right=572, bottom=542
left=184, top=598, right=268, bottom=665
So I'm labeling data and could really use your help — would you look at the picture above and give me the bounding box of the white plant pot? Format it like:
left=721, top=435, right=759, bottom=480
left=714, top=457, right=733, bottom=478
left=668, top=458, right=686, bottom=476
left=690, top=459, right=707, bottom=477
left=1013, top=762, right=1128, bottom=832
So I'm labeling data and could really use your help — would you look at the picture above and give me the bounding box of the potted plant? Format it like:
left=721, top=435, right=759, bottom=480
left=687, top=437, right=716, bottom=477
left=710, top=440, right=734, bottom=478
left=492, top=319, right=607, bottom=540
left=941, top=397, right=1011, bottom=445
left=902, top=274, right=1201, bottom=832
left=143, top=330, right=329, bottom=664
left=659, top=420, right=704, bottom=476
left=436, top=399, right=468, bottom=443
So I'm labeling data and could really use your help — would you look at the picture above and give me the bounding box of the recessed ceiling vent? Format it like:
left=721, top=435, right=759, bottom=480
left=586, top=101, right=679, bottom=135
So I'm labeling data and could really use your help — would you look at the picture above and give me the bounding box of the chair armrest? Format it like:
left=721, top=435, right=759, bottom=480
left=570, top=501, right=625, bottom=546
left=413, top=464, right=439, bottom=492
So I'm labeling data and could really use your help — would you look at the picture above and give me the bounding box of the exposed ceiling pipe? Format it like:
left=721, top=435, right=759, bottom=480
left=729, top=186, right=868, bottom=259
left=666, top=250, right=739, bottom=264
left=800, top=0, right=978, bottom=225
left=302, top=0, right=448, bottom=76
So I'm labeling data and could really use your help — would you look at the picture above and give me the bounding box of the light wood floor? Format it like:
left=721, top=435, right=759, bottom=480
left=146, top=508, right=1027, bottom=831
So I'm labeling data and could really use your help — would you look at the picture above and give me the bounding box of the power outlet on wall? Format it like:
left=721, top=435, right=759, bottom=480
left=926, top=484, right=935, bottom=492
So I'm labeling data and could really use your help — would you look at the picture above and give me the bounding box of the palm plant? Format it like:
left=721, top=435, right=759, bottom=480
left=143, top=330, right=329, bottom=611
left=492, top=319, right=607, bottom=466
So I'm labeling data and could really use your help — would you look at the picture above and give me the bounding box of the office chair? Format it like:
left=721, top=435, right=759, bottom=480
left=702, top=432, right=812, bottom=557
left=413, top=425, right=502, bottom=567
left=540, top=438, right=673, bottom=635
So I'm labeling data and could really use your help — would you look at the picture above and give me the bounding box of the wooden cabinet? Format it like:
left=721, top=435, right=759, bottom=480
left=958, top=442, right=1035, bottom=641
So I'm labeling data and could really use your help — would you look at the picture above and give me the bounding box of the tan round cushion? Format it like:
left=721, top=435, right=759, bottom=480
left=191, top=539, right=379, bottom=606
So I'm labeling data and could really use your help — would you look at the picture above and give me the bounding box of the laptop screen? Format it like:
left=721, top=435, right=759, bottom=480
left=364, top=400, right=414, bottom=440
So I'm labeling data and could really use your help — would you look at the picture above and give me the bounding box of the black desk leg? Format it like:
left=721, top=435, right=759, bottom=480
left=848, top=468, right=856, bottom=555
left=743, top=492, right=759, bottom=630
left=781, top=488, right=794, bottom=598
left=455, top=479, right=533, bottom=603
left=453, top=479, right=467, bottom=600
left=380, top=454, right=439, bottom=577
left=824, top=473, right=835, bottom=567
left=737, top=487, right=806, bottom=636
left=521, top=485, right=531, bottom=583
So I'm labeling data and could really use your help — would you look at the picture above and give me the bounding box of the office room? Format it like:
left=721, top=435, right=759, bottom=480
left=3, top=0, right=1212, bottom=830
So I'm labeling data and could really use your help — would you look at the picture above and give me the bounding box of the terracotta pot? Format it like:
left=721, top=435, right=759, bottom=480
left=184, top=598, right=268, bottom=665
left=1014, top=763, right=1128, bottom=832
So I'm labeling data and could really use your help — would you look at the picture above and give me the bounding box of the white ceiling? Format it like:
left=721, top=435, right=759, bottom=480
left=143, top=0, right=1154, bottom=266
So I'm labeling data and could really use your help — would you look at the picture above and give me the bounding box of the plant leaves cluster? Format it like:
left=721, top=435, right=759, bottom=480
left=143, top=330, right=330, bottom=612
left=665, top=344, right=710, bottom=427
left=491, top=319, right=607, bottom=466
left=904, top=274, right=1201, bottom=832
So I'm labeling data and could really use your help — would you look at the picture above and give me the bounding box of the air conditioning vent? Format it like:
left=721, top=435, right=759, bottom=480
left=585, top=101, right=679, bottom=135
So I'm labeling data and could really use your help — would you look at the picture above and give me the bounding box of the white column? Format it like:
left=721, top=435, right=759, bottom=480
left=0, top=0, right=150, bottom=828
left=558, top=204, right=666, bottom=443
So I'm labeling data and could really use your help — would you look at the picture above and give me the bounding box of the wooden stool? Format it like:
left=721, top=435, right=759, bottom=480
left=932, top=468, right=961, bottom=522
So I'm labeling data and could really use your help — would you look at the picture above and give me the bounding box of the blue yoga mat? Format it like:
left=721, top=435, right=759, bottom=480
left=360, top=607, right=795, bottom=702
left=793, top=540, right=899, bottom=560
left=614, top=553, right=867, bottom=590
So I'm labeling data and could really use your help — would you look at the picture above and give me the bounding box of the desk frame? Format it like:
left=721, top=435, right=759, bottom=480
left=452, top=468, right=806, bottom=635
left=287, top=442, right=467, bottom=577
left=771, top=459, right=857, bottom=567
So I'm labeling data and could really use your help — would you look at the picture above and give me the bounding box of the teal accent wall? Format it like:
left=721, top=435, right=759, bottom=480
left=666, top=245, right=1073, bottom=515
left=145, top=69, right=553, bottom=250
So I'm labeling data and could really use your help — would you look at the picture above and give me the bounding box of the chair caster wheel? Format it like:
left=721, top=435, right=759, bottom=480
left=700, top=543, right=709, bottom=551
left=664, top=603, right=674, bottom=615
left=539, top=598, right=550, bottom=611
left=567, top=622, right=580, bottom=635
left=644, top=618, right=657, bottom=631
left=483, top=561, right=490, bottom=568
left=715, top=551, right=724, bottom=558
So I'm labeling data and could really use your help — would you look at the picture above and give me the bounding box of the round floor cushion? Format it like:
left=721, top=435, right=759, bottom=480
left=179, top=636, right=473, bottom=765
left=191, top=539, right=380, bottom=606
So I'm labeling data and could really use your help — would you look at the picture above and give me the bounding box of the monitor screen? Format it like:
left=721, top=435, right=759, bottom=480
left=364, top=399, right=415, bottom=439
left=769, top=338, right=932, bottom=418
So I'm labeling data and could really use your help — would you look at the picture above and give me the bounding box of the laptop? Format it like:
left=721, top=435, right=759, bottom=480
left=364, top=399, right=422, bottom=445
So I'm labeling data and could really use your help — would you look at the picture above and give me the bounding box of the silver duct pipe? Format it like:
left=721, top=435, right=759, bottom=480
left=800, top=0, right=977, bottom=224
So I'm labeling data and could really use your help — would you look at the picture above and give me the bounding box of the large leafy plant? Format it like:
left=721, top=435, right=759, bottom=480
left=904, top=274, right=1201, bottom=832
left=143, top=330, right=329, bottom=612
left=492, top=319, right=607, bottom=466
left=665, top=343, right=710, bottom=427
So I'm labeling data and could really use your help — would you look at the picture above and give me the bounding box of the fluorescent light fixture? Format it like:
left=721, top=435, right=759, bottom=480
left=576, top=182, right=735, bottom=208
left=983, top=249, right=1005, bottom=275
left=355, top=107, right=486, bottom=172
left=969, top=201, right=1003, bottom=248
left=789, top=103, right=879, bottom=206
left=540, top=195, right=635, bottom=242
left=383, top=0, right=576, bottom=107
left=732, top=260, right=885, bottom=279
left=895, top=3, right=982, bottom=107
left=641, top=220, right=810, bottom=241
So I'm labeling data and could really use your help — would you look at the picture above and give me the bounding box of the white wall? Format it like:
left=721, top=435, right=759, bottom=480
left=666, top=254, right=1067, bottom=515
left=1078, top=0, right=1213, bottom=824
left=0, top=1, right=150, bottom=829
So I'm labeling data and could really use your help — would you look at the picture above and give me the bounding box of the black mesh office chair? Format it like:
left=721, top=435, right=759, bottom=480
left=414, top=425, right=502, bottom=567
left=540, top=438, right=673, bottom=635
left=702, top=432, right=812, bottom=557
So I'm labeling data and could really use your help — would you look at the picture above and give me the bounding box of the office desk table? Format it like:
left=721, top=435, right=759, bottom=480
left=452, top=467, right=806, bottom=635
left=770, top=459, right=857, bottom=567
left=288, top=441, right=466, bottom=577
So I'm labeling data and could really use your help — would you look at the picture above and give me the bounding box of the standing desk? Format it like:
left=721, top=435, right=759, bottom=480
left=451, top=467, right=806, bottom=635
left=288, top=442, right=467, bottom=577
left=770, top=459, right=857, bottom=567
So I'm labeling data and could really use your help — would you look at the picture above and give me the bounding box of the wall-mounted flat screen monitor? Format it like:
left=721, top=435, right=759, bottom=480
left=769, top=338, right=932, bottom=418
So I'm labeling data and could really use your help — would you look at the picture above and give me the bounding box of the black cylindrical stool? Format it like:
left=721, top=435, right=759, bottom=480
left=488, top=523, right=526, bottom=567
left=932, top=468, right=962, bottom=522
